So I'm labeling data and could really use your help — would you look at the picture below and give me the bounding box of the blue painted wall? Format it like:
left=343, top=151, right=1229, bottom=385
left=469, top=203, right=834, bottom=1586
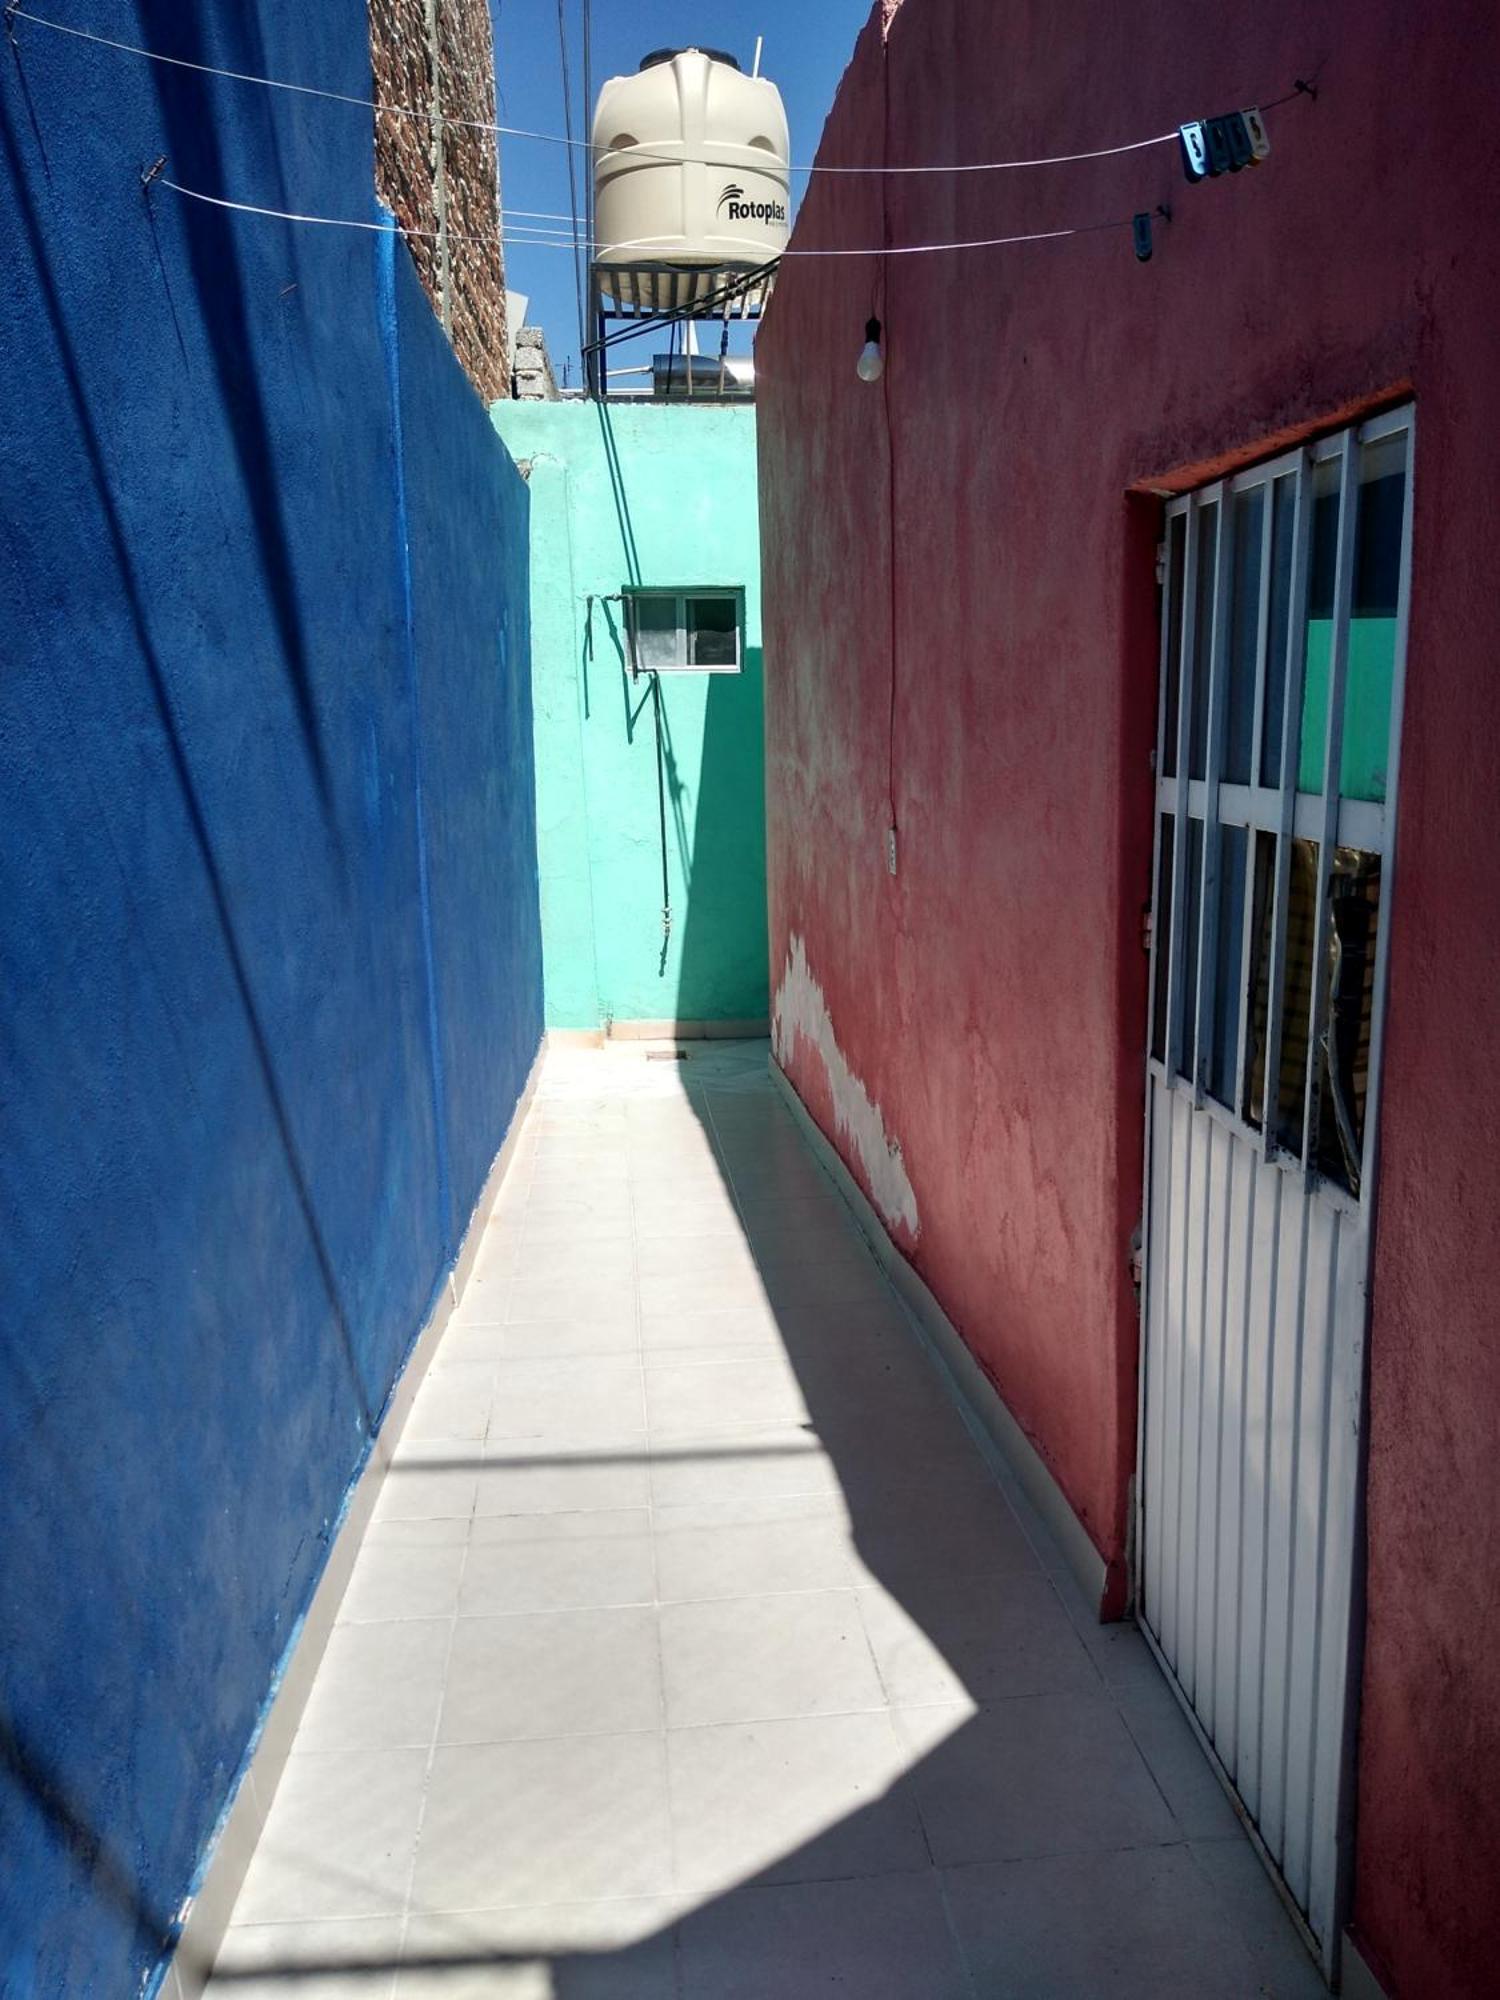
left=0, top=7, right=542, bottom=1994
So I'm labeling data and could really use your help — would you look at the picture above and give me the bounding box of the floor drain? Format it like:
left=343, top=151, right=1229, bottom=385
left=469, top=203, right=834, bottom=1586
left=646, top=1049, right=690, bottom=1062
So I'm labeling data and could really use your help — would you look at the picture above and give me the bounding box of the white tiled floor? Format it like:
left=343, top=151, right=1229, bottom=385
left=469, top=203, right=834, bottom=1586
left=208, top=1041, right=1324, bottom=1999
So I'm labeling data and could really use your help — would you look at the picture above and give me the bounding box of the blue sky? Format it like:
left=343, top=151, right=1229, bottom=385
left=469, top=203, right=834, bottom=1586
left=492, top=0, right=874, bottom=386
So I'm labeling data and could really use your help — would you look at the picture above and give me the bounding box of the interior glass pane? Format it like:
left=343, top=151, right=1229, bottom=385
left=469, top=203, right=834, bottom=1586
left=1258, top=475, right=1298, bottom=787
left=1161, top=513, right=1186, bottom=779
left=688, top=595, right=739, bottom=667
left=1209, top=824, right=1249, bottom=1107
left=1223, top=488, right=1264, bottom=785
left=1339, top=433, right=1408, bottom=802
left=1311, top=848, right=1383, bottom=1193
left=1244, top=830, right=1277, bottom=1126
left=1177, top=816, right=1205, bottom=1083
left=1151, top=815, right=1175, bottom=1064
left=1188, top=502, right=1219, bottom=782
left=1274, top=837, right=1320, bottom=1153
left=630, top=594, right=681, bottom=670
left=1297, top=457, right=1344, bottom=792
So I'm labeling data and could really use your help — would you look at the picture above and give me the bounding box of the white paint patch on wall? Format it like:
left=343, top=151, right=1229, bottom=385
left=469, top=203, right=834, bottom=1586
left=772, top=933, right=919, bottom=1239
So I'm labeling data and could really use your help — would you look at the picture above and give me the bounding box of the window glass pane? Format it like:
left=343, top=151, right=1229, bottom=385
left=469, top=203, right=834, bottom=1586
left=1151, top=815, right=1175, bottom=1064
left=1317, top=849, right=1382, bottom=1189
left=1297, top=457, right=1344, bottom=792
left=688, top=595, right=739, bottom=668
left=1176, top=816, right=1204, bottom=1083
left=1258, top=475, right=1298, bottom=787
left=1244, top=830, right=1277, bottom=1126
left=1187, top=502, right=1219, bottom=782
left=1312, top=848, right=1383, bottom=1192
left=1275, top=837, right=1321, bottom=1153
left=1209, top=823, right=1249, bottom=1107
left=1340, top=434, right=1407, bottom=803
left=1161, top=513, right=1186, bottom=779
left=1223, top=488, right=1264, bottom=785
left=630, top=595, right=681, bottom=670
left=1245, top=835, right=1318, bottom=1151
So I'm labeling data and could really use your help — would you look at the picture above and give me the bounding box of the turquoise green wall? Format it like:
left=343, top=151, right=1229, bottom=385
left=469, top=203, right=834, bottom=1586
left=493, top=400, right=767, bottom=1031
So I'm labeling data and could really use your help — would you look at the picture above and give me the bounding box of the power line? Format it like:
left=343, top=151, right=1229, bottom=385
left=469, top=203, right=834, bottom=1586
left=8, top=9, right=1304, bottom=182
left=553, top=0, right=588, bottom=365
left=153, top=177, right=1164, bottom=269
left=154, top=176, right=587, bottom=250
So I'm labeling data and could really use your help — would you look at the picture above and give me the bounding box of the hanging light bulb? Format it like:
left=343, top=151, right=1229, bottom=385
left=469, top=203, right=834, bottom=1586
left=856, top=315, right=884, bottom=383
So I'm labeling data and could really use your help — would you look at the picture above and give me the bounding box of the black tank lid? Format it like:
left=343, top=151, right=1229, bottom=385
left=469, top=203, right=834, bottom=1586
left=639, top=47, right=741, bottom=72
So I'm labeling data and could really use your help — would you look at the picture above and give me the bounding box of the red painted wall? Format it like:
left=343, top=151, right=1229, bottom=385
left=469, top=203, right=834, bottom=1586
left=757, top=3, right=1500, bottom=1993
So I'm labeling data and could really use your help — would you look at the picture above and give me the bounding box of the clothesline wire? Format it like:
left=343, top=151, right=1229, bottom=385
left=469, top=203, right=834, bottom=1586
left=8, top=7, right=1304, bottom=180
left=156, top=174, right=1168, bottom=264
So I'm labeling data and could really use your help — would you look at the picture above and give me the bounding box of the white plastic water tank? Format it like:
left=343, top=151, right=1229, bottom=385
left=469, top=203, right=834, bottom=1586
left=592, top=48, right=790, bottom=312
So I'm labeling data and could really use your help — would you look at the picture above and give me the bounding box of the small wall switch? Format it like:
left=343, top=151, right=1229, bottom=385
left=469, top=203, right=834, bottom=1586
left=886, top=825, right=899, bottom=877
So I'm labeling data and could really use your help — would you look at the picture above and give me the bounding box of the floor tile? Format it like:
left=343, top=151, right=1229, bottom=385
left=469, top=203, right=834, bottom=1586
left=503, top=1272, right=639, bottom=1326
left=1187, top=1838, right=1327, bottom=1997
left=648, top=1427, right=840, bottom=1510
left=645, top=1355, right=810, bottom=1436
left=412, top=1734, right=673, bottom=1911
left=659, top=1590, right=884, bottom=1729
left=233, top=1749, right=428, bottom=1923
left=396, top=1902, right=679, bottom=1999
left=493, top=1312, right=640, bottom=1360
left=403, top=1365, right=494, bottom=1444
left=208, top=1917, right=402, bottom=1999
left=675, top=1871, right=973, bottom=2000
left=374, top=1443, right=478, bottom=1524
left=638, top=1303, right=785, bottom=1354
left=339, top=1543, right=467, bottom=1626
left=488, top=1357, right=646, bottom=1442
left=636, top=1264, right=770, bottom=1318
left=942, top=1844, right=1278, bottom=1998
left=667, top=1709, right=928, bottom=1891
left=474, top=1434, right=652, bottom=1518
left=360, top=1514, right=470, bottom=1549
left=636, top=1233, right=761, bottom=1279
left=654, top=1493, right=856, bottom=1602
left=439, top=1606, right=662, bottom=1742
left=894, top=1695, right=1179, bottom=1866
left=855, top=1571, right=1102, bottom=1705
left=1115, top=1672, right=1244, bottom=1839
left=461, top=1509, right=655, bottom=1615
left=294, top=1618, right=451, bottom=1753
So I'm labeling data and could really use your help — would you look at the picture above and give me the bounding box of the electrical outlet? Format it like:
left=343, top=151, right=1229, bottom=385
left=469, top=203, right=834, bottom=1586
left=886, top=826, right=899, bottom=877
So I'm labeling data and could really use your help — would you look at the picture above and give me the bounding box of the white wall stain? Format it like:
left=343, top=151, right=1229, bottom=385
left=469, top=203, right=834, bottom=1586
left=772, top=933, right=919, bottom=1239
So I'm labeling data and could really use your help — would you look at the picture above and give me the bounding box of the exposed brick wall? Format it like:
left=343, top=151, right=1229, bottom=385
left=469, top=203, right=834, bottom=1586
left=369, top=0, right=510, bottom=401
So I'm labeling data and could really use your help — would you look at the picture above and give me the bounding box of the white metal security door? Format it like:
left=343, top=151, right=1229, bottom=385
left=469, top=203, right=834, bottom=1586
left=1138, top=408, right=1413, bottom=1974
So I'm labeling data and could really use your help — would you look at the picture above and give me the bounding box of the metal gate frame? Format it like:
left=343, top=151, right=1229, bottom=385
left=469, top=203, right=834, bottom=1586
left=1133, top=404, right=1416, bottom=1981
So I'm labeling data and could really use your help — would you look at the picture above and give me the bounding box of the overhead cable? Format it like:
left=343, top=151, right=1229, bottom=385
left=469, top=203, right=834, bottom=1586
left=8, top=9, right=1305, bottom=181
left=153, top=177, right=1168, bottom=265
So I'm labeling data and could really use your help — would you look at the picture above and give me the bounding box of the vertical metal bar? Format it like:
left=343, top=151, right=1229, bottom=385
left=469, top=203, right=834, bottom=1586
left=1194, top=485, right=1234, bottom=1106
left=1164, top=502, right=1200, bottom=1081
left=1315, top=411, right=1413, bottom=1974
left=1235, top=483, right=1275, bottom=1114
left=1300, top=430, right=1361, bottom=1166
left=1137, top=501, right=1180, bottom=1613
left=1247, top=477, right=1275, bottom=802
left=424, top=0, right=452, bottom=334
left=1351, top=415, right=1413, bottom=1203
left=1260, top=449, right=1315, bottom=1158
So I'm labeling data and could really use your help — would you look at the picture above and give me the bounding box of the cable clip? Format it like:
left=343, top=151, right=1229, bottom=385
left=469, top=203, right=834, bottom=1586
left=140, top=155, right=167, bottom=190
